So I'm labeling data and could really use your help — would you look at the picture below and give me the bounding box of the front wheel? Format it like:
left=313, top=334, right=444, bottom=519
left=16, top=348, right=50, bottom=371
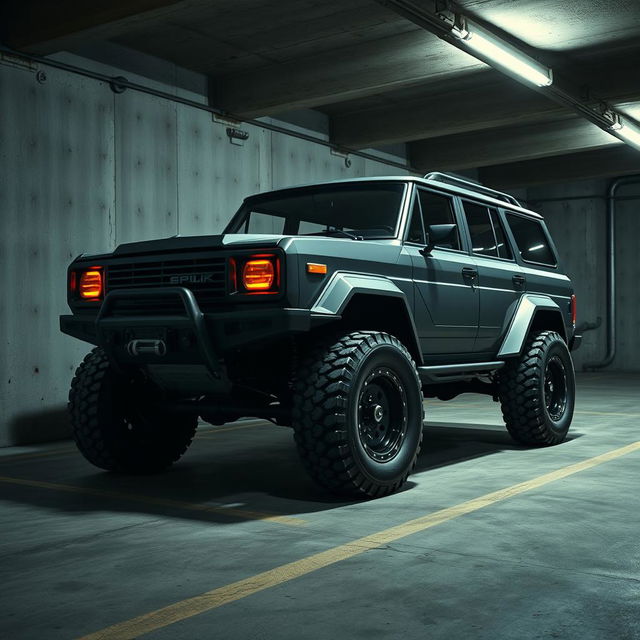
left=498, top=330, right=575, bottom=446
left=292, top=331, right=424, bottom=498
left=69, top=348, right=198, bottom=473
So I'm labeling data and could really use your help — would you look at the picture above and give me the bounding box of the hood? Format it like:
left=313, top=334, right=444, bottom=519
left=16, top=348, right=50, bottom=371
left=112, top=234, right=286, bottom=257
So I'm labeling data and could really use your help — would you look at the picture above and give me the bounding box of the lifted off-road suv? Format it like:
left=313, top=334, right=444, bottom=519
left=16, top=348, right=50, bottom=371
left=61, top=172, right=581, bottom=498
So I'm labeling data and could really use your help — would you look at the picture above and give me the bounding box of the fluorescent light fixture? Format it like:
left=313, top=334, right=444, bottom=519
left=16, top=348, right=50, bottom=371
left=610, top=115, right=640, bottom=150
left=453, top=19, right=553, bottom=87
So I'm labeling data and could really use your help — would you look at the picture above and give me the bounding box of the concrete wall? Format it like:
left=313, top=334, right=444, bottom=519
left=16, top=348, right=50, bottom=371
left=526, top=178, right=640, bottom=372
left=3, top=49, right=635, bottom=448
left=0, top=52, right=407, bottom=446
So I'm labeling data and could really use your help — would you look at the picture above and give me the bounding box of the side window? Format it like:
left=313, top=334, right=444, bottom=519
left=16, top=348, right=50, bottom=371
left=298, top=220, right=325, bottom=234
left=463, top=201, right=499, bottom=257
left=244, top=211, right=285, bottom=234
left=417, top=189, right=460, bottom=250
left=490, top=210, right=512, bottom=259
left=406, top=195, right=425, bottom=244
left=506, top=214, right=556, bottom=266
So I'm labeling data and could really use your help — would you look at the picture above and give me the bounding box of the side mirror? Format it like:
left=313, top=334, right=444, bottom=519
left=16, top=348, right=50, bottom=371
left=421, top=224, right=457, bottom=256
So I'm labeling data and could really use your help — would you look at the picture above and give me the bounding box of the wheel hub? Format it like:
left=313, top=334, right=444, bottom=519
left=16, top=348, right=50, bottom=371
left=544, top=355, right=568, bottom=422
left=357, top=367, right=408, bottom=462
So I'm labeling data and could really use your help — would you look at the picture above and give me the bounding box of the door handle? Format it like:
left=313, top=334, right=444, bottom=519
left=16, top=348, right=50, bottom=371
left=462, top=267, right=478, bottom=289
left=512, top=274, right=526, bottom=289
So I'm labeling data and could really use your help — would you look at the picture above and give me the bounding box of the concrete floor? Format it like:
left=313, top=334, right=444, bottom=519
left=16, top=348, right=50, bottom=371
left=1, top=373, right=639, bottom=640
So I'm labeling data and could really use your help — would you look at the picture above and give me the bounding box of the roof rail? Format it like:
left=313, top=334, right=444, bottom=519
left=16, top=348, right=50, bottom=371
left=423, top=172, right=521, bottom=207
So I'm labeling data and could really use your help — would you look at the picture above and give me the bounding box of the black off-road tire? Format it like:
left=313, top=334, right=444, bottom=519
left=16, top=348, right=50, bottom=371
left=292, top=331, right=424, bottom=498
left=498, top=330, right=575, bottom=446
left=69, top=348, right=198, bottom=473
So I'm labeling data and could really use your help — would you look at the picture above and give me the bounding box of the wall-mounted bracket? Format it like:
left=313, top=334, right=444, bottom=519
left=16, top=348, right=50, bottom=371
left=330, top=147, right=352, bottom=168
left=226, top=127, right=249, bottom=146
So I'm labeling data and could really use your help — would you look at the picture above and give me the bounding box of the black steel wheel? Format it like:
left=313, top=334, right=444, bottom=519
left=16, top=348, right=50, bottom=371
left=292, top=331, right=424, bottom=498
left=69, top=348, right=197, bottom=473
left=357, top=367, right=408, bottom=463
left=498, top=330, right=575, bottom=446
left=544, top=355, right=568, bottom=422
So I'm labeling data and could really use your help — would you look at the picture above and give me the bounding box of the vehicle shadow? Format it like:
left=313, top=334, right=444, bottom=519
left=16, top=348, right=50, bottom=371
left=0, top=420, right=582, bottom=526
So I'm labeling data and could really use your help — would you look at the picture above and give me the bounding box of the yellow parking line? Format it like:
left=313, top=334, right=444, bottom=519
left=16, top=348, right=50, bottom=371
left=575, top=410, right=640, bottom=418
left=0, top=475, right=306, bottom=527
left=0, top=447, right=76, bottom=463
left=77, top=440, right=640, bottom=640
left=0, top=422, right=271, bottom=460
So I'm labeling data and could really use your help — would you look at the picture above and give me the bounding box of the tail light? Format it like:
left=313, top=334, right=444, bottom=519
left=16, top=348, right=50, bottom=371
left=71, top=267, right=104, bottom=301
left=570, top=294, right=577, bottom=326
left=230, top=253, right=280, bottom=295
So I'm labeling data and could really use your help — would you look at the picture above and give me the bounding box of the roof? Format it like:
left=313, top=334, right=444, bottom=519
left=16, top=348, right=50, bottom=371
left=244, top=175, right=544, bottom=219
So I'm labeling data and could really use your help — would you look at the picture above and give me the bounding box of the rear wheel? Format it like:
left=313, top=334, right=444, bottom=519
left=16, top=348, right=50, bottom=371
left=498, top=330, right=575, bottom=446
left=292, top=331, right=424, bottom=498
left=69, top=348, right=197, bottom=473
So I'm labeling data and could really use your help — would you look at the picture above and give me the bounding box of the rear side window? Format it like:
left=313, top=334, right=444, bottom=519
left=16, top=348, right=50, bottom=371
left=462, top=201, right=512, bottom=259
left=417, top=189, right=460, bottom=250
left=506, top=214, right=556, bottom=266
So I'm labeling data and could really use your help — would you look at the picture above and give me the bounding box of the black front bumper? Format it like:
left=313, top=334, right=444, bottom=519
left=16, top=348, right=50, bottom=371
left=60, top=287, right=337, bottom=377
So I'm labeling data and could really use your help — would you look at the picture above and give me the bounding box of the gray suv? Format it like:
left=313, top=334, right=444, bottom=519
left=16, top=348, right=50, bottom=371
left=61, top=172, right=581, bottom=498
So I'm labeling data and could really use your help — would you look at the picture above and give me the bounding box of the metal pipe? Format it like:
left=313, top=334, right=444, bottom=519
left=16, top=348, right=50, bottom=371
left=583, top=175, right=640, bottom=370
left=528, top=194, right=640, bottom=205
left=0, top=44, right=417, bottom=174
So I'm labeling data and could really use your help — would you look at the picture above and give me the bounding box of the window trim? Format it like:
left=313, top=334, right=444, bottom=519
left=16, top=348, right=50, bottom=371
left=459, top=198, right=516, bottom=263
left=504, top=211, right=558, bottom=269
left=403, top=187, right=427, bottom=246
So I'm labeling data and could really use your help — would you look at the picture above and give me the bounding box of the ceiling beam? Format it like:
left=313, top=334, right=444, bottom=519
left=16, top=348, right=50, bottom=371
left=479, top=146, right=640, bottom=190
left=409, top=118, right=621, bottom=172
left=1, top=0, right=185, bottom=54
left=331, top=76, right=560, bottom=148
left=331, top=54, right=640, bottom=149
left=212, top=30, right=484, bottom=119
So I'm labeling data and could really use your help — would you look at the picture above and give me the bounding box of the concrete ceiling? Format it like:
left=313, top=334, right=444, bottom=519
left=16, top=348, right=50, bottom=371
left=3, top=0, right=640, bottom=187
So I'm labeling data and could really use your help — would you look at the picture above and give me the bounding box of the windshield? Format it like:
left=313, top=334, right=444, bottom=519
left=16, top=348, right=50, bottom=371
left=225, top=182, right=406, bottom=239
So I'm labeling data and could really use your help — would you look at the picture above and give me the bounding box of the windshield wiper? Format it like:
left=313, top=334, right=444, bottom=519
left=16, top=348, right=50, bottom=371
left=315, top=228, right=363, bottom=241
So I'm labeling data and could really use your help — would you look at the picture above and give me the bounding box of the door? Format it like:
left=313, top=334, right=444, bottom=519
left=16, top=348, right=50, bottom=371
left=458, top=199, right=524, bottom=355
left=404, top=187, right=479, bottom=357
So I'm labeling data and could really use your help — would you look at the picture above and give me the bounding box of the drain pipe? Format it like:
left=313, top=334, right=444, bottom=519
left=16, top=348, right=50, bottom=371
left=583, top=175, right=640, bottom=370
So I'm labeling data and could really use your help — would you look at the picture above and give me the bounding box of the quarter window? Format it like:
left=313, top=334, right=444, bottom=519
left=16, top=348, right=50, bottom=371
left=406, top=197, right=425, bottom=244
left=506, top=214, right=556, bottom=266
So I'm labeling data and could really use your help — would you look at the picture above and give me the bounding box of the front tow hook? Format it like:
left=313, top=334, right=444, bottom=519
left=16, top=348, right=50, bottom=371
left=126, top=339, right=167, bottom=357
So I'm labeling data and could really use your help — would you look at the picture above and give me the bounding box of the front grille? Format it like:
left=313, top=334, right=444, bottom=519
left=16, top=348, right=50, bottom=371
left=106, top=256, right=226, bottom=313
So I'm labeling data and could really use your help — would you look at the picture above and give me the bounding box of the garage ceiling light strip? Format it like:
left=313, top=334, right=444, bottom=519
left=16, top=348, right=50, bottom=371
left=610, top=114, right=640, bottom=151
left=0, top=44, right=417, bottom=175
left=451, top=19, right=553, bottom=87
left=77, top=440, right=640, bottom=640
left=376, top=0, right=640, bottom=154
